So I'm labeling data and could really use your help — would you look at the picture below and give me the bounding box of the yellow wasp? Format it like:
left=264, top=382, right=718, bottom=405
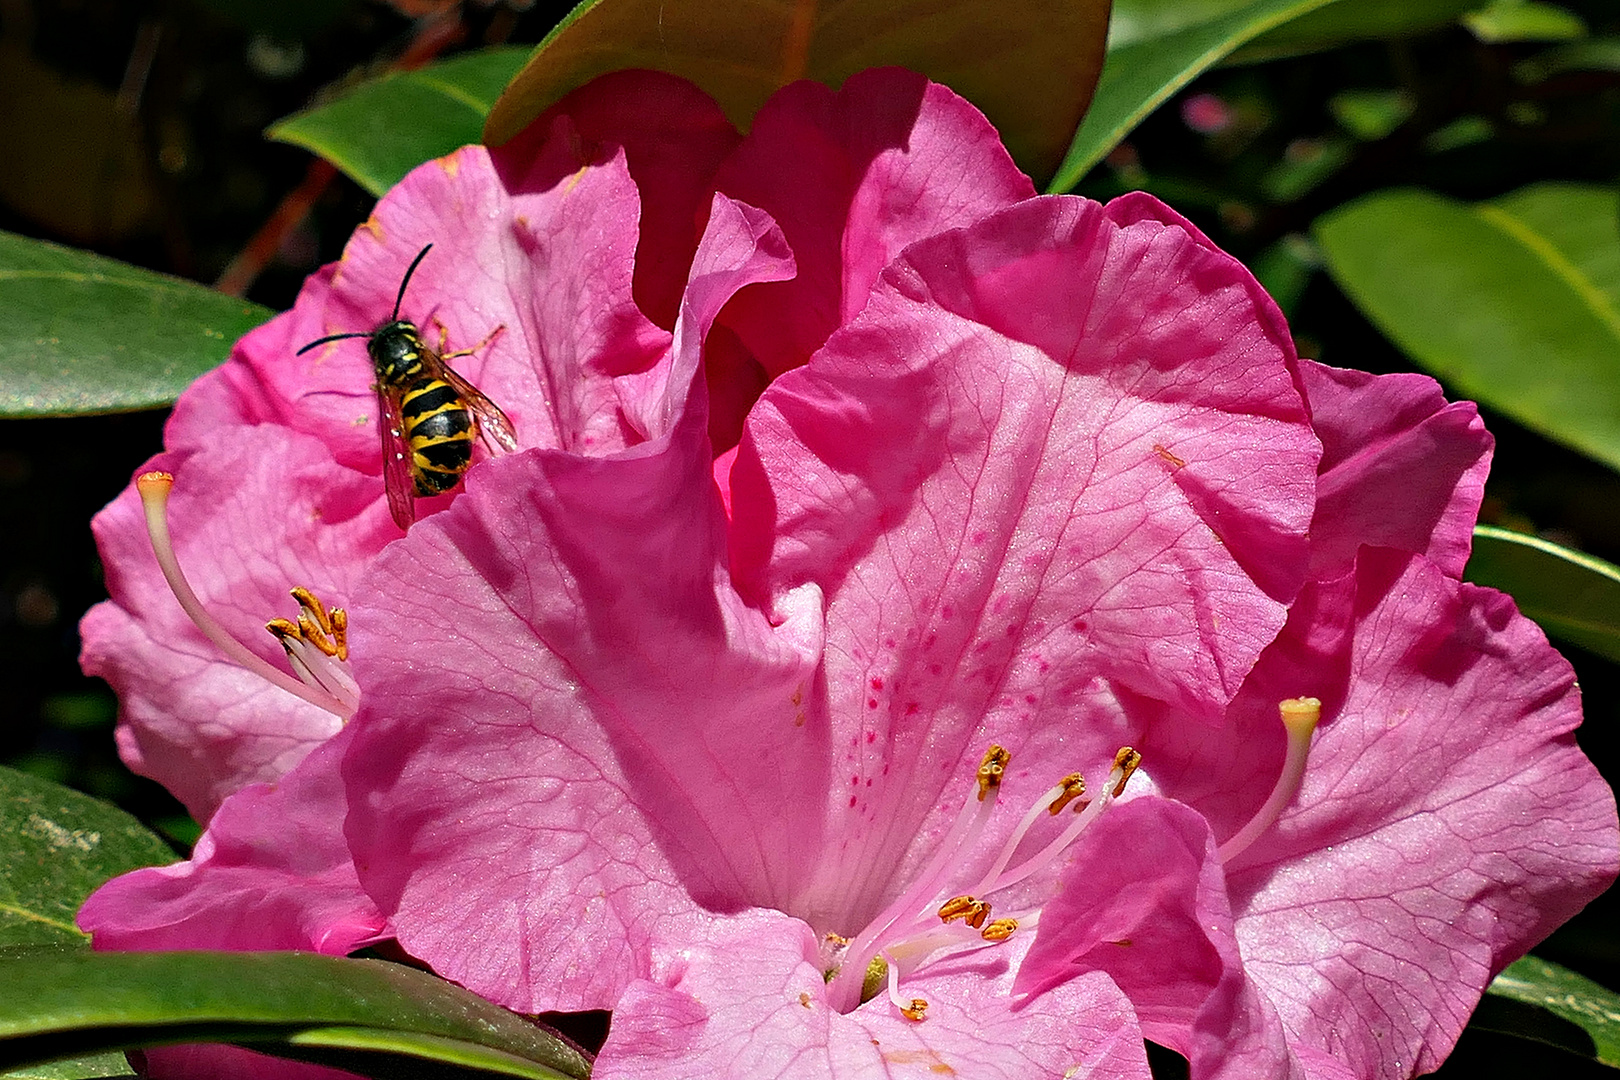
left=299, top=244, right=517, bottom=528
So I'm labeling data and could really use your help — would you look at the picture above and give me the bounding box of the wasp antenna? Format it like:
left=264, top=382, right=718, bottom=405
left=297, top=331, right=371, bottom=356
left=392, top=243, right=433, bottom=321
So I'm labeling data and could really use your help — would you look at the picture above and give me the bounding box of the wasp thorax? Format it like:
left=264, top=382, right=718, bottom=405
left=368, top=321, right=426, bottom=386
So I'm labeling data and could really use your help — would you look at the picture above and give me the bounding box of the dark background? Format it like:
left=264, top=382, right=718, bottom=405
left=1, top=0, right=1618, bottom=1070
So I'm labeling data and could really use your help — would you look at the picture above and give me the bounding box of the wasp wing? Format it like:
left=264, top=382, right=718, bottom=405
left=376, top=385, right=418, bottom=529
left=435, top=359, right=518, bottom=452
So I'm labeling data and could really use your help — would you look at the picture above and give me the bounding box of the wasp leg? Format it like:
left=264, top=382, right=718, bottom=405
left=432, top=318, right=506, bottom=361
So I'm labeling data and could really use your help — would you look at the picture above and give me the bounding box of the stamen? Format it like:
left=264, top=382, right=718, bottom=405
left=267, top=588, right=361, bottom=712
left=824, top=745, right=1139, bottom=1020
left=136, top=472, right=354, bottom=719
left=981, top=746, right=1140, bottom=896
left=886, top=960, right=928, bottom=1021
left=966, top=772, right=1088, bottom=899
left=1217, top=697, right=1321, bottom=863
left=291, top=586, right=348, bottom=660
left=1111, top=747, right=1142, bottom=797
left=976, top=745, right=1010, bottom=800
left=826, top=745, right=1010, bottom=1012
left=937, top=896, right=990, bottom=928
left=1049, top=774, right=1086, bottom=814
left=266, top=592, right=362, bottom=716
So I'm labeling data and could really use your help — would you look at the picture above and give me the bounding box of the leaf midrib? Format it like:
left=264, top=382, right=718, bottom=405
left=1474, top=203, right=1620, bottom=343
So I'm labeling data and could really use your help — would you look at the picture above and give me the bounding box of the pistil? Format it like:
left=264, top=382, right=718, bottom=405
left=137, top=471, right=355, bottom=719
left=1217, top=697, right=1321, bottom=863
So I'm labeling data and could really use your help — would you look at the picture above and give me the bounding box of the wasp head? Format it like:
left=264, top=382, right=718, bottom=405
left=368, top=321, right=426, bottom=386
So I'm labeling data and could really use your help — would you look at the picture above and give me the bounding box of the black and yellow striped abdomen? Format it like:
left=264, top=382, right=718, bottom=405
left=398, top=376, right=476, bottom=494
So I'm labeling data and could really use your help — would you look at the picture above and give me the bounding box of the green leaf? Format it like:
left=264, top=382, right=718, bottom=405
left=1515, top=37, right=1620, bottom=82
left=1235, top=0, right=1479, bottom=63
left=0, top=232, right=271, bottom=418
left=0, top=767, right=176, bottom=948
left=1465, top=526, right=1620, bottom=663
left=1259, top=137, right=1353, bottom=202
left=1050, top=0, right=1343, bottom=191
left=1424, top=114, right=1496, bottom=152
left=0, top=949, right=590, bottom=1080
left=1, top=1050, right=136, bottom=1079
left=1328, top=88, right=1414, bottom=141
left=1465, top=0, right=1588, bottom=43
left=483, top=0, right=1112, bottom=188
left=1314, top=184, right=1620, bottom=471
left=269, top=48, right=533, bottom=197
left=1486, top=955, right=1620, bottom=1066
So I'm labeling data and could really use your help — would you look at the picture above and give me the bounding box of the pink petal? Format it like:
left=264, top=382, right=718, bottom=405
left=184, top=123, right=688, bottom=494
left=493, top=69, right=742, bottom=330
left=78, top=727, right=386, bottom=954
left=161, top=72, right=737, bottom=490
left=728, top=193, right=1317, bottom=929
left=1103, top=191, right=1298, bottom=376
left=1018, top=796, right=1302, bottom=1080
left=1300, top=360, right=1491, bottom=579
left=593, top=908, right=1152, bottom=1080
left=81, top=429, right=387, bottom=821
left=341, top=195, right=801, bottom=1014
left=84, top=98, right=720, bottom=824
left=1217, top=551, right=1617, bottom=1078
left=135, top=1045, right=365, bottom=1080
left=714, top=67, right=1037, bottom=382
left=304, top=143, right=672, bottom=465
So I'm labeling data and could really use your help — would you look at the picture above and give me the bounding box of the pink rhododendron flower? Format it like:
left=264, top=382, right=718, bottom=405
left=78, top=68, right=1616, bottom=1080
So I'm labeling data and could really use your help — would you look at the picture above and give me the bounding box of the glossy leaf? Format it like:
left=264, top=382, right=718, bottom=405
left=0, top=949, right=590, bottom=1080
left=0, top=767, right=175, bottom=948
left=484, top=0, right=1111, bottom=188
left=1314, top=184, right=1620, bottom=471
left=1050, top=0, right=1342, bottom=190
left=1, top=1051, right=136, bottom=1079
left=0, top=231, right=270, bottom=418
left=269, top=48, right=532, bottom=197
left=1486, top=954, right=1620, bottom=1066
left=1465, top=526, right=1620, bottom=664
